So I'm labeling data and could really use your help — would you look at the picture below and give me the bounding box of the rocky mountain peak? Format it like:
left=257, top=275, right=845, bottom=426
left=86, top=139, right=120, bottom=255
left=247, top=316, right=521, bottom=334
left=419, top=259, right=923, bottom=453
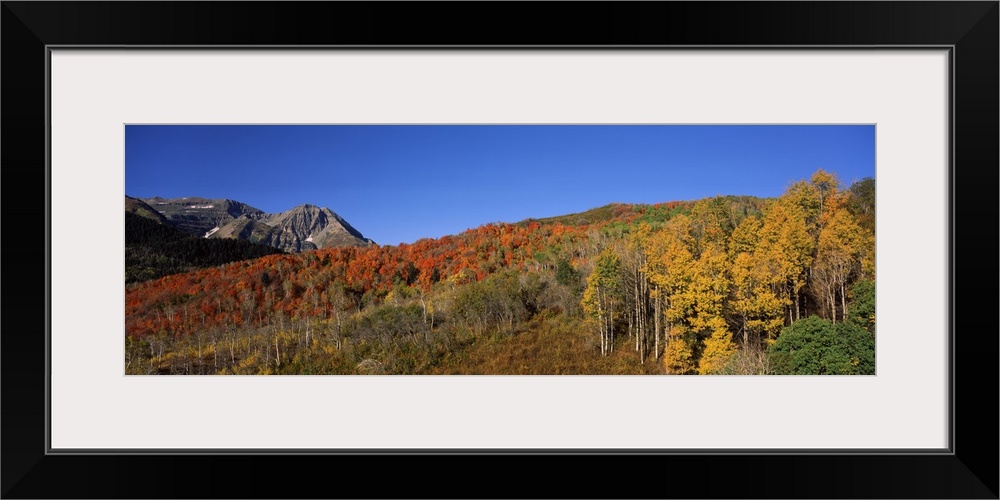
left=134, top=195, right=373, bottom=253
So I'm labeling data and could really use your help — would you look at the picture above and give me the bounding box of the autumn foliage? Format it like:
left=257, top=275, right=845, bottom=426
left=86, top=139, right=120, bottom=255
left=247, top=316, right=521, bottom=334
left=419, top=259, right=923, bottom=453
left=125, top=171, right=875, bottom=375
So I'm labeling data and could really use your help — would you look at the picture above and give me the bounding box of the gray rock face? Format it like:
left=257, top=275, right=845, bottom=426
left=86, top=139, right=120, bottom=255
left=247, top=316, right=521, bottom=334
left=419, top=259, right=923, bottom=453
left=210, top=215, right=279, bottom=244
left=259, top=204, right=373, bottom=252
left=141, top=197, right=266, bottom=236
left=140, top=197, right=373, bottom=252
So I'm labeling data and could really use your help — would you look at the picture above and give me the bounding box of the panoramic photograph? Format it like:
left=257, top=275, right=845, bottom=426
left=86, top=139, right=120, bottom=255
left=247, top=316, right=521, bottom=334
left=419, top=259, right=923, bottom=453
left=125, top=125, right=875, bottom=375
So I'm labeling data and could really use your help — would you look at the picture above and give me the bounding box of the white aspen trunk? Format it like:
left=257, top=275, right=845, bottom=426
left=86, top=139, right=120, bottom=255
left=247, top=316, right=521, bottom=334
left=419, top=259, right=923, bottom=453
left=634, top=275, right=639, bottom=352
left=830, top=295, right=837, bottom=324
left=644, top=276, right=648, bottom=362
left=641, top=271, right=648, bottom=364
left=627, top=279, right=634, bottom=342
left=788, top=304, right=793, bottom=326
left=665, top=320, right=672, bottom=358
left=603, top=321, right=607, bottom=357
left=639, top=269, right=645, bottom=357
left=654, top=289, right=661, bottom=361
left=840, top=283, right=847, bottom=323
left=639, top=302, right=646, bottom=364
left=597, top=286, right=605, bottom=356
left=608, top=298, right=615, bottom=353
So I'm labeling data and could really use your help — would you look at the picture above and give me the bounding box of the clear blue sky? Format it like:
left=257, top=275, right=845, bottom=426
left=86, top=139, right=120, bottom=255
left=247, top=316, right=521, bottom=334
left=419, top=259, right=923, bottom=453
left=125, top=125, right=875, bottom=246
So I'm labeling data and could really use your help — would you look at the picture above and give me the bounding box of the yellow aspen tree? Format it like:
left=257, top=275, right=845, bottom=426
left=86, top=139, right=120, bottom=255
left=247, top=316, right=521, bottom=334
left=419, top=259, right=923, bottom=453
left=688, top=197, right=735, bottom=257
left=688, top=247, right=734, bottom=374
left=645, top=216, right=698, bottom=373
left=698, top=317, right=736, bottom=374
left=728, top=216, right=786, bottom=345
left=811, top=205, right=866, bottom=322
left=621, top=223, right=654, bottom=363
left=582, top=247, right=622, bottom=356
left=663, top=331, right=697, bottom=374
left=756, top=196, right=814, bottom=324
left=810, top=169, right=841, bottom=223
left=858, top=230, right=876, bottom=279
left=647, top=215, right=735, bottom=374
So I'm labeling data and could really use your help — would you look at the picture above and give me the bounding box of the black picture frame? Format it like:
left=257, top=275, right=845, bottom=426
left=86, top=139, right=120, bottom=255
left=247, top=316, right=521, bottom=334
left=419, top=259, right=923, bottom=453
left=2, top=2, right=996, bottom=498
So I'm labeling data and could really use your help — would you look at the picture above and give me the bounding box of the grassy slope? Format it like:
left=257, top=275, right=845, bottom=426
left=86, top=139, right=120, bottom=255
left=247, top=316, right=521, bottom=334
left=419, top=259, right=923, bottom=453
left=427, top=314, right=664, bottom=375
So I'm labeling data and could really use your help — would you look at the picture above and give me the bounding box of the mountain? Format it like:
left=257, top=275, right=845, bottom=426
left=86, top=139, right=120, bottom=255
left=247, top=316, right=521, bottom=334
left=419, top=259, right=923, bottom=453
left=125, top=211, right=285, bottom=284
left=125, top=195, right=171, bottom=224
left=141, top=196, right=268, bottom=236
left=138, top=196, right=374, bottom=252
left=210, top=215, right=280, bottom=243
left=256, top=204, right=374, bottom=252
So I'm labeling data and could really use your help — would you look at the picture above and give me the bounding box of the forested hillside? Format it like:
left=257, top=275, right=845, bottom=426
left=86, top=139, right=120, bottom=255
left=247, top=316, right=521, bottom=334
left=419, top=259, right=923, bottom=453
left=125, top=211, right=286, bottom=283
left=125, top=170, right=875, bottom=375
